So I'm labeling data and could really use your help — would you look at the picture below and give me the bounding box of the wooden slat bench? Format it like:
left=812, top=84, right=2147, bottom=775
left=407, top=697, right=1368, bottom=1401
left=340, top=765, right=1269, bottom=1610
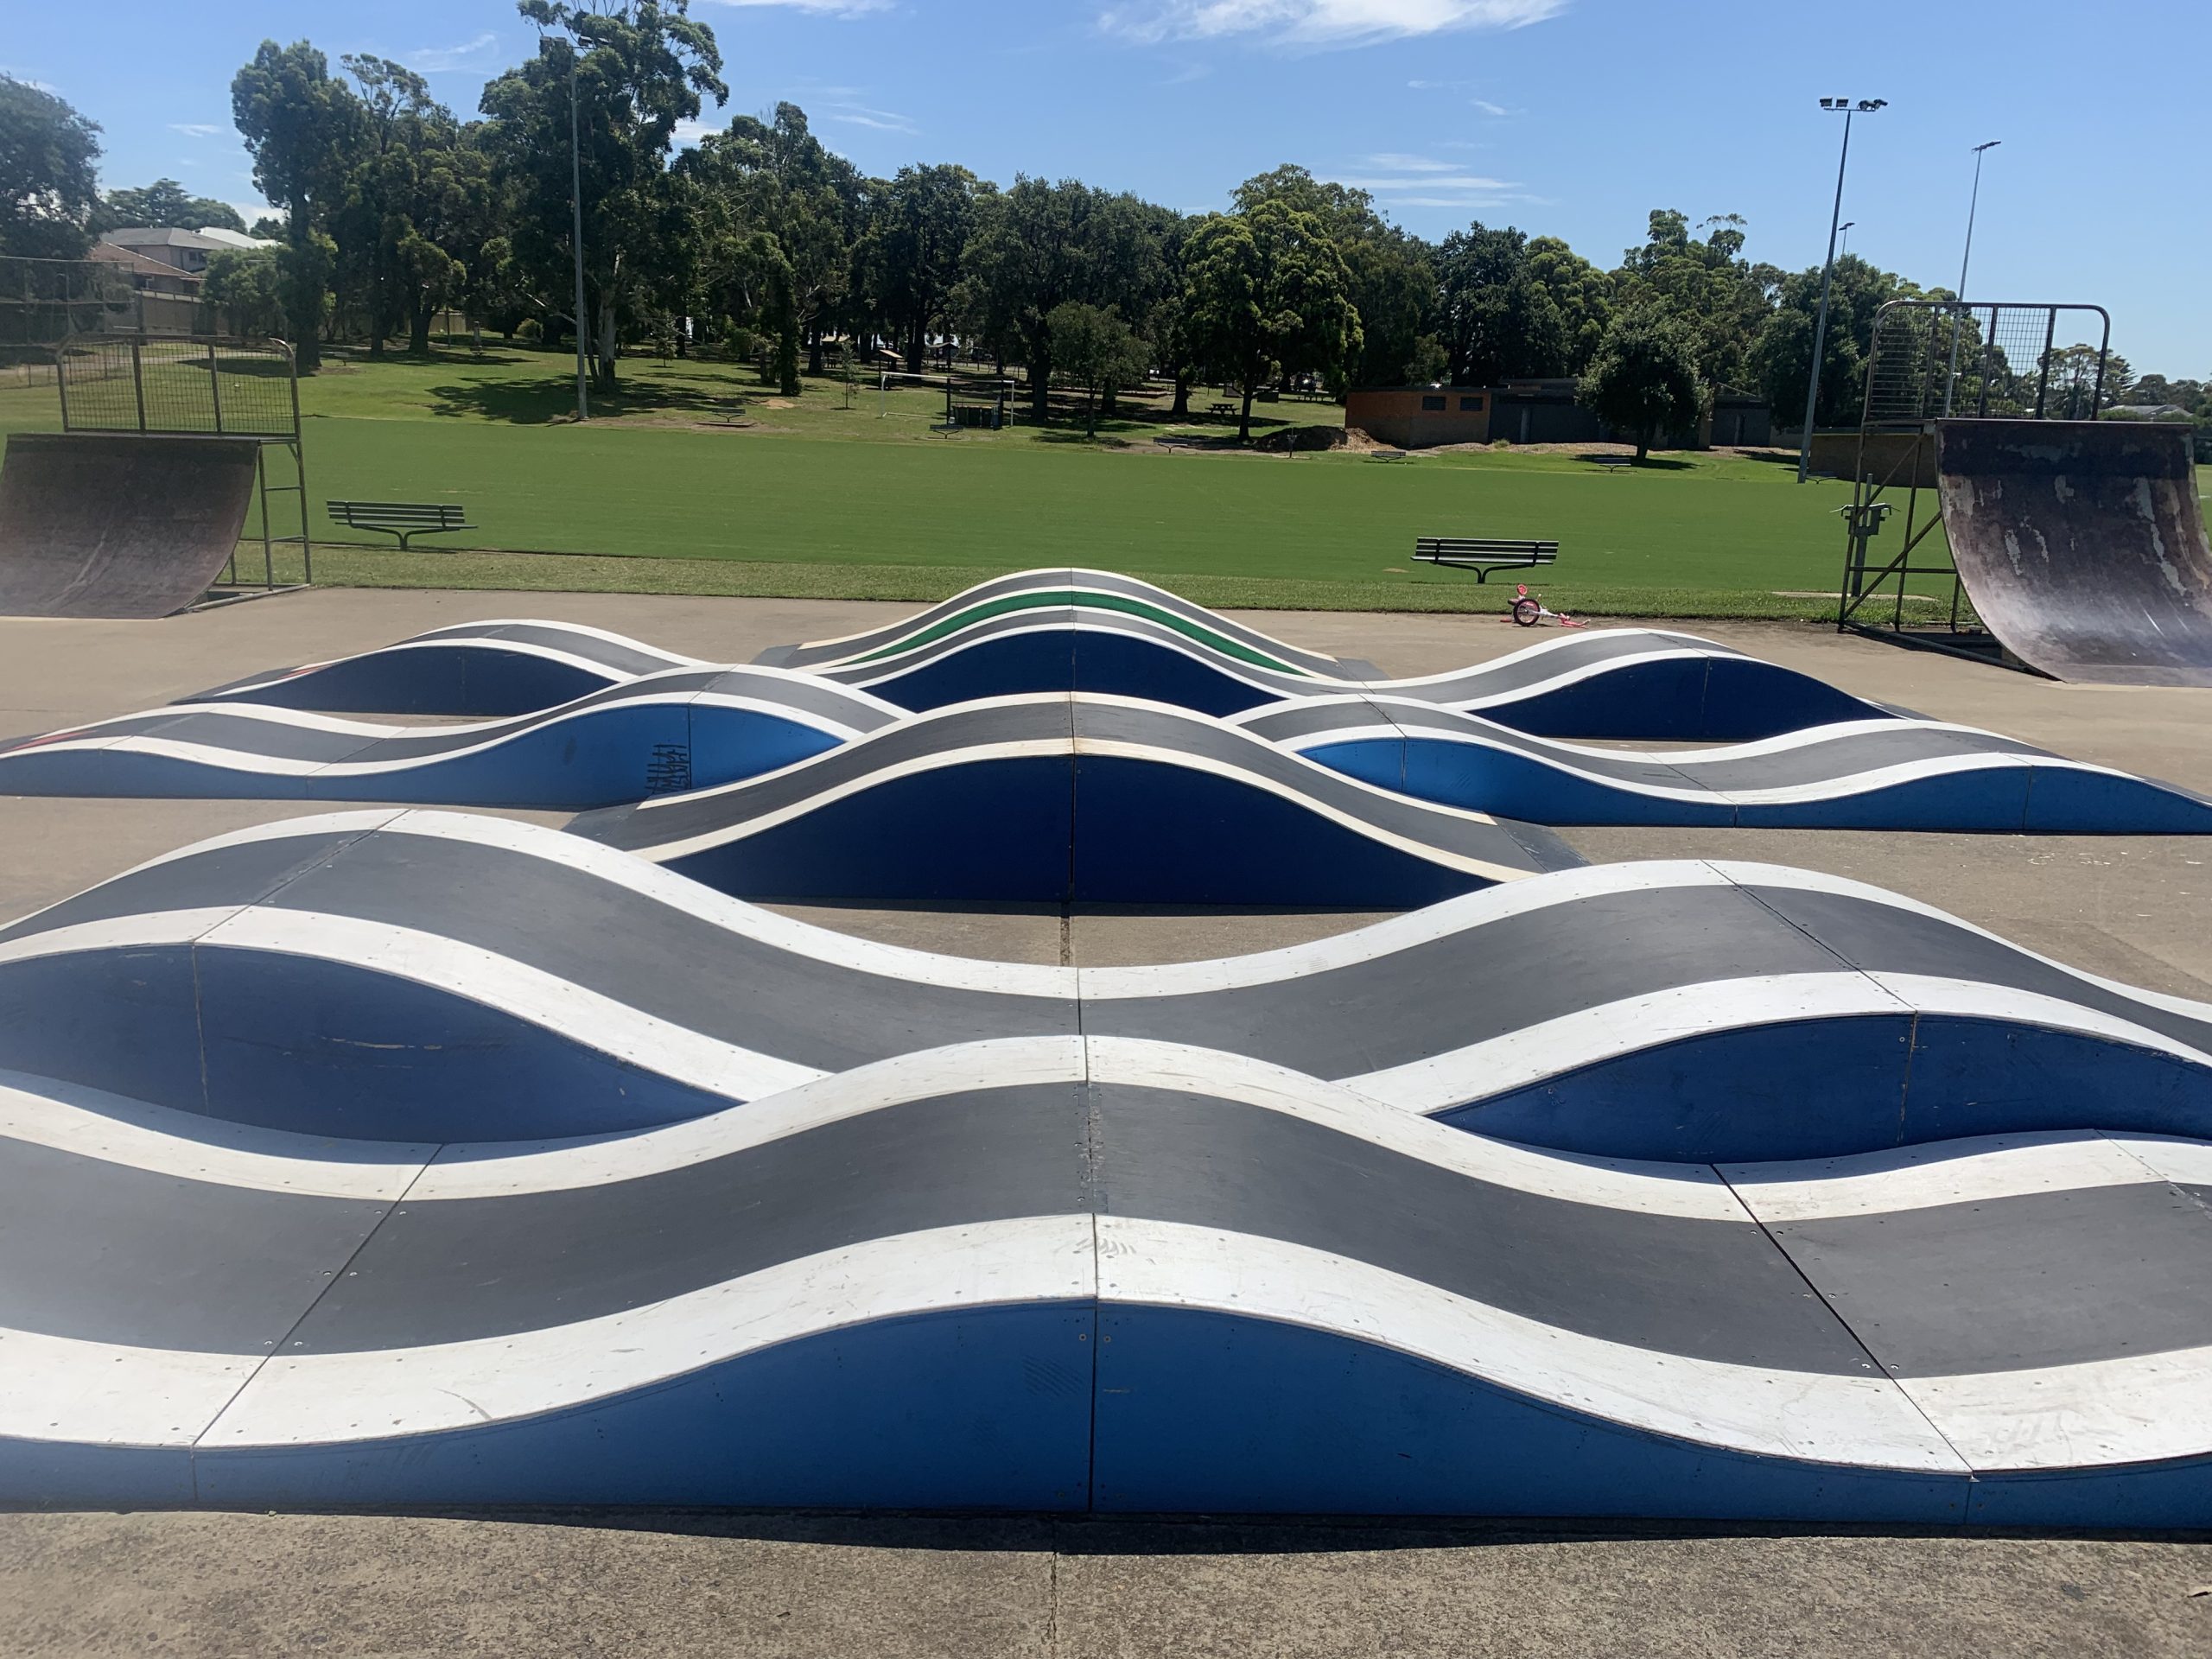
left=327, top=501, right=474, bottom=551
left=1413, top=537, right=1560, bottom=582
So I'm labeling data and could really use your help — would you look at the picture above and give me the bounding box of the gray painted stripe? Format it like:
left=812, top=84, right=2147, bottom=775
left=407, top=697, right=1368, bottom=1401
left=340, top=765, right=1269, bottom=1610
left=22, top=1081, right=1866, bottom=1374
left=0, top=1136, right=391, bottom=1352
left=1086, top=881, right=1853, bottom=1074
left=256, top=834, right=1079, bottom=1071
left=1768, top=1179, right=2212, bottom=1375
left=577, top=699, right=1075, bottom=851
left=1741, top=885, right=2212, bottom=1054
left=289, top=1082, right=1091, bottom=1351
left=0, top=827, right=385, bottom=943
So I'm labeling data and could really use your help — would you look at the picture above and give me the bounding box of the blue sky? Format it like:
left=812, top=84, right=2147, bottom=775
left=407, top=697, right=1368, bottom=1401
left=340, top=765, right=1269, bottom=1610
left=10, top=0, right=2206, bottom=373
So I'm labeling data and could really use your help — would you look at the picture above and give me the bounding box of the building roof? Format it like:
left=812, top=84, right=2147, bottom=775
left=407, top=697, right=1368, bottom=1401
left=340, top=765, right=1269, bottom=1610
left=100, top=226, right=275, bottom=253
left=194, top=226, right=278, bottom=251
left=85, top=241, right=201, bottom=282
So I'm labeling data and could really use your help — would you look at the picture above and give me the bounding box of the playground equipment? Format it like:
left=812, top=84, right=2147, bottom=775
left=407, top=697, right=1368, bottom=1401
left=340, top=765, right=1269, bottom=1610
left=1836, top=300, right=2212, bottom=683
left=0, top=335, right=309, bottom=617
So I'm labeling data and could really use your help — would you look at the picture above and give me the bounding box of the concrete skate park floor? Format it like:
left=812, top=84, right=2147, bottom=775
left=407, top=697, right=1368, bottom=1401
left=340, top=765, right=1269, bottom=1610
left=3, top=588, right=2210, bottom=1658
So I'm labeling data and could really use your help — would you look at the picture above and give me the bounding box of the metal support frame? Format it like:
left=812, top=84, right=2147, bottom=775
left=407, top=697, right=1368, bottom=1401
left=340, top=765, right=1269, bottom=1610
left=55, top=333, right=313, bottom=604
left=1836, top=300, right=2109, bottom=659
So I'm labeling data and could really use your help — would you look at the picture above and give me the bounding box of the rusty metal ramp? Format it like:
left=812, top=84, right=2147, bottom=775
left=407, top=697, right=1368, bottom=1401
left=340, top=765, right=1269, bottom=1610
left=1937, top=418, right=2212, bottom=685
left=0, top=431, right=262, bottom=619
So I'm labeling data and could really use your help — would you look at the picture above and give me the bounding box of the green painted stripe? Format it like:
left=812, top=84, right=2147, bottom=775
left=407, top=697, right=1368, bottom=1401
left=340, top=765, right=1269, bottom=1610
left=843, top=589, right=1313, bottom=676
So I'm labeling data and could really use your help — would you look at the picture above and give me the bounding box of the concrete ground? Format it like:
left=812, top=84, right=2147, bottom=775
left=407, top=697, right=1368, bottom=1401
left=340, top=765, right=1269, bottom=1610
left=3, top=588, right=2211, bottom=1656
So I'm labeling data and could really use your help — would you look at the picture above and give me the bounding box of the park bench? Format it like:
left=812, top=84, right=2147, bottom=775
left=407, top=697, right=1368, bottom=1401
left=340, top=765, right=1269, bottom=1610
left=1206, top=400, right=1237, bottom=417
left=1588, top=454, right=1635, bottom=472
left=327, top=500, right=475, bottom=552
left=1413, top=536, right=1560, bottom=582
left=1367, top=448, right=1413, bottom=464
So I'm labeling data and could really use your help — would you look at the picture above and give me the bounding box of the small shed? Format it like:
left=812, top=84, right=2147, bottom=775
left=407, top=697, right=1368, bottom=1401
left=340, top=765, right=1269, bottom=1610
left=1344, top=386, right=1491, bottom=449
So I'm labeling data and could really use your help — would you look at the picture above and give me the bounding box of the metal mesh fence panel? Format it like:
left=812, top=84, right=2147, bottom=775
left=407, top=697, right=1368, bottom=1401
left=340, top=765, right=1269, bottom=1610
left=1862, top=302, right=2111, bottom=425
left=58, top=336, right=297, bottom=437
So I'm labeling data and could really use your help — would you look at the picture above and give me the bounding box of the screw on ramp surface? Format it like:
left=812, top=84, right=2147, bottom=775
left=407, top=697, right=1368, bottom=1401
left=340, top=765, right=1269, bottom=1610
left=0, top=432, right=262, bottom=619
left=1936, top=418, right=2212, bottom=685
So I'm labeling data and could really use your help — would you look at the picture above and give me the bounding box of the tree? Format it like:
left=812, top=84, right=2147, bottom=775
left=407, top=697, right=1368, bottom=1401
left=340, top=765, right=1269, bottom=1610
left=859, top=162, right=978, bottom=372
left=1747, top=254, right=1913, bottom=429
left=202, top=245, right=285, bottom=334
left=1045, top=301, right=1145, bottom=435
left=1525, top=236, right=1612, bottom=373
left=1233, top=166, right=1432, bottom=391
left=1183, top=196, right=1360, bottom=442
left=97, top=179, right=247, bottom=233
left=952, top=176, right=1176, bottom=419
left=480, top=0, right=726, bottom=392
left=232, top=41, right=365, bottom=368
left=957, top=176, right=1094, bottom=418
left=332, top=57, right=462, bottom=355
left=1578, top=302, right=1707, bottom=461
left=2045, top=343, right=2133, bottom=418
left=0, top=74, right=102, bottom=259
left=1436, top=222, right=1565, bottom=386
left=1612, top=209, right=1776, bottom=391
left=684, top=104, right=854, bottom=378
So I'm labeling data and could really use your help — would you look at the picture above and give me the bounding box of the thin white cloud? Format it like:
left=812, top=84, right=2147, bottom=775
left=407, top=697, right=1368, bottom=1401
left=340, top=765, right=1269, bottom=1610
left=408, top=33, right=500, bottom=73
left=825, top=103, right=918, bottom=133
left=1102, top=0, right=1566, bottom=48
left=1340, top=174, right=1517, bottom=192
left=1364, top=152, right=1459, bottom=173
left=1471, top=98, right=1510, bottom=115
left=673, top=118, right=719, bottom=149
left=168, top=122, right=222, bottom=138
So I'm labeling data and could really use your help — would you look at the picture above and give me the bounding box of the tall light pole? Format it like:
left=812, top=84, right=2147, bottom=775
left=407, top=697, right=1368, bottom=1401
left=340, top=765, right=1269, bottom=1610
left=1942, top=139, right=2000, bottom=415
left=1837, top=220, right=1854, bottom=259
left=569, top=39, right=590, bottom=423
left=1797, top=97, right=1885, bottom=482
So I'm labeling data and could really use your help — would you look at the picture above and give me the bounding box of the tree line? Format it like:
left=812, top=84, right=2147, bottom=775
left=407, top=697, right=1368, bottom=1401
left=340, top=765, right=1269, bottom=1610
left=3, top=5, right=2204, bottom=449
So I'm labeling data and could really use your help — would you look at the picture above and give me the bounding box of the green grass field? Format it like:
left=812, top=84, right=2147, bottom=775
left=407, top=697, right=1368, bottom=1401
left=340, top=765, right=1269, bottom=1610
left=0, top=346, right=1994, bottom=618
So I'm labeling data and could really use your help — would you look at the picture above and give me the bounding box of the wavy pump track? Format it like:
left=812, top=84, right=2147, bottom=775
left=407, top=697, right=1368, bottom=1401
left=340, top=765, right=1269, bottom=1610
left=4, top=814, right=2212, bottom=1518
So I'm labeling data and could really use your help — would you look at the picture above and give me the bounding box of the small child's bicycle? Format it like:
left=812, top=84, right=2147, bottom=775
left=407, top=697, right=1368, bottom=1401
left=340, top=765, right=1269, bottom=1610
left=1508, top=583, right=1586, bottom=629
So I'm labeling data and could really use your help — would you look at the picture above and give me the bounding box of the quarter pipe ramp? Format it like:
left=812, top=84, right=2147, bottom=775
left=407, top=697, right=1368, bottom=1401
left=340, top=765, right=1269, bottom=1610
left=1937, top=418, right=2212, bottom=685
left=0, top=432, right=262, bottom=619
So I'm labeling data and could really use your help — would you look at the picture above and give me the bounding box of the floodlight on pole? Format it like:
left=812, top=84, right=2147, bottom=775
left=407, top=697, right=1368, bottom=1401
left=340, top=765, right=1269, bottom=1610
left=1797, top=96, right=1885, bottom=483
left=1838, top=220, right=1854, bottom=258
left=569, top=38, right=590, bottom=423
left=1942, top=140, right=2001, bottom=416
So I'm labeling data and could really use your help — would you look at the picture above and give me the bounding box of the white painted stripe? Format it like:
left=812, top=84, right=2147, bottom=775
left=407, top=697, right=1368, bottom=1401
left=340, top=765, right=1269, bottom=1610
left=1067, top=734, right=1540, bottom=884
left=201, top=1216, right=1096, bottom=1446
left=1096, top=1216, right=1964, bottom=1472
left=396, top=617, right=709, bottom=663
left=1705, top=859, right=2212, bottom=1028
left=840, top=615, right=1288, bottom=696
left=197, top=907, right=826, bottom=1103
left=1904, top=1346, right=2212, bottom=1471
left=2107, top=1135, right=2212, bottom=1191
left=1083, top=1038, right=1746, bottom=1220
left=413, top=1038, right=1086, bottom=1198
left=0, top=908, right=243, bottom=966
left=0, top=1328, right=261, bottom=1448
left=1080, top=861, right=1733, bottom=998
left=1868, top=974, right=2212, bottom=1070
left=1725, top=1132, right=2159, bottom=1223
left=1, top=735, right=332, bottom=777
left=619, top=739, right=1075, bottom=861
left=1340, top=972, right=1918, bottom=1116
left=371, top=810, right=1077, bottom=1000
left=0, top=1069, right=432, bottom=1198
